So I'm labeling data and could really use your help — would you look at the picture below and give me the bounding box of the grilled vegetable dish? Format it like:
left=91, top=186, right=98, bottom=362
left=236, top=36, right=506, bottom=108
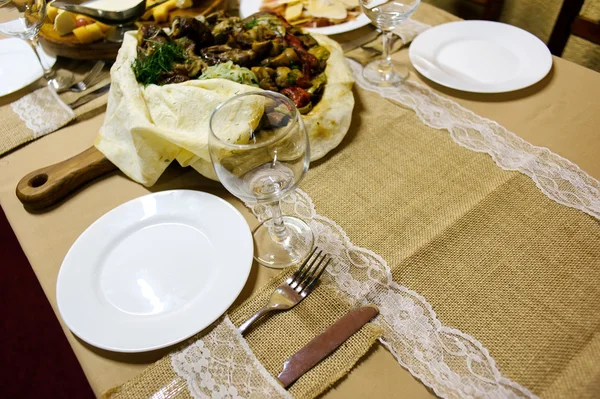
left=133, top=11, right=330, bottom=113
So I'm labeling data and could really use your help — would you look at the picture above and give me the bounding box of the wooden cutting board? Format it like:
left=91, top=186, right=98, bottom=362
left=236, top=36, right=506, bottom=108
left=16, top=147, right=118, bottom=210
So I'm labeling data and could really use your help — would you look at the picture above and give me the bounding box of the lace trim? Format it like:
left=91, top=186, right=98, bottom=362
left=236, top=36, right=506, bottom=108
left=248, top=191, right=537, bottom=399
left=171, top=316, right=293, bottom=399
left=10, top=87, right=75, bottom=138
left=348, top=59, right=600, bottom=220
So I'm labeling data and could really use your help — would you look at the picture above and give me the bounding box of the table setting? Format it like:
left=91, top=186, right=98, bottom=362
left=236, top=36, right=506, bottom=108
left=1, top=0, right=600, bottom=398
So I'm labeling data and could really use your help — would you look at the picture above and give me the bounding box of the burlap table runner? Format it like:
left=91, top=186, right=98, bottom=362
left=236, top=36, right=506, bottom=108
left=290, top=84, right=600, bottom=398
left=0, top=64, right=110, bottom=156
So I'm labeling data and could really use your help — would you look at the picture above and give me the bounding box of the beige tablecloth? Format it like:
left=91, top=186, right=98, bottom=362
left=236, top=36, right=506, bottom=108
left=2, top=3, right=600, bottom=398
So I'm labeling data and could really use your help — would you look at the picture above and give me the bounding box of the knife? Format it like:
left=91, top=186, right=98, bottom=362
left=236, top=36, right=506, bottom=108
left=67, top=83, right=111, bottom=109
left=277, top=305, right=379, bottom=388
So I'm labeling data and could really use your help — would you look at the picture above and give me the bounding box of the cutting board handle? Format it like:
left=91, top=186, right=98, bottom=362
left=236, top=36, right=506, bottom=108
left=16, top=146, right=117, bottom=210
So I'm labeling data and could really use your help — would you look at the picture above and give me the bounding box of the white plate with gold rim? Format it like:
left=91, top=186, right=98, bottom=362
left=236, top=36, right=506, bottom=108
left=409, top=21, right=552, bottom=93
left=57, top=190, right=253, bottom=353
left=240, top=0, right=371, bottom=35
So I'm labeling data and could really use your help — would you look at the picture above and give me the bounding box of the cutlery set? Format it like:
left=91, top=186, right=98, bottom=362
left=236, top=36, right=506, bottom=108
left=48, top=60, right=110, bottom=109
left=67, top=83, right=111, bottom=109
left=239, top=248, right=379, bottom=389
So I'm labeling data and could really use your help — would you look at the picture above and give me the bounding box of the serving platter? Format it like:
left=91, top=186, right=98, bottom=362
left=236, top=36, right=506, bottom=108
left=39, top=0, right=226, bottom=60
left=17, top=11, right=355, bottom=209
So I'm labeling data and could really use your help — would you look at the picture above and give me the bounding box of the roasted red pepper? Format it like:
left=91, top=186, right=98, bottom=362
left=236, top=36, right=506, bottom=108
left=285, top=33, right=319, bottom=78
left=281, top=86, right=311, bottom=109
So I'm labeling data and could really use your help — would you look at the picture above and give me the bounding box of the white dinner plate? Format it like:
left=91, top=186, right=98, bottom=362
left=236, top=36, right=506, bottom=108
left=0, top=38, right=56, bottom=97
left=240, top=0, right=371, bottom=35
left=409, top=21, right=552, bottom=93
left=57, top=190, right=253, bottom=353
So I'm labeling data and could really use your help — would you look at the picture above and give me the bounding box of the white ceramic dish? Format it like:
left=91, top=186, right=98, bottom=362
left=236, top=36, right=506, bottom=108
left=409, top=21, right=552, bottom=93
left=57, top=190, right=253, bottom=353
left=239, top=0, right=371, bottom=35
left=0, top=38, right=56, bottom=97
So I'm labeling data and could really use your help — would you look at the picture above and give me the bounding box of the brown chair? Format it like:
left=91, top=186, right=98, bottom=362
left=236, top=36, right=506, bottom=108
left=470, top=0, right=504, bottom=21
left=440, top=0, right=504, bottom=21
left=548, top=0, right=600, bottom=56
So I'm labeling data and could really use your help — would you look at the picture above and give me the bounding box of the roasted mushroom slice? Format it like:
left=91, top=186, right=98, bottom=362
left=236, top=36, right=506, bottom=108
left=251, top=66, right=278, bottom=91
left=138, top=24, right=168, bottom=44
left=174, top=37, right=195, bottom=56
left=201, top=45, right=257, bottom=67
left=170, top=17, right=214, bottom=50
left=251, top=40, right=272, bottom=57
left=204, top=10, right=229, bottom=28
left=269, top=37, right=287, bottom=57
left=212, top=16, right=241, bottom=44
left=251, top=66, right=275, bottom=80
left=261, top=48, right=300, bottom=67
left=185, top=58, right=207, bottom=78
left=307, top=72, right=327, bottom=103
left=137, top=24, right=169, bottom=56
left=274, top=67, right=309, bottom=88
left=308, top=45, right=330, bottom=71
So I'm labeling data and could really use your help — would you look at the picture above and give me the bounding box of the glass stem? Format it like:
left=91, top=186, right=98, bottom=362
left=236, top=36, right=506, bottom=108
left=27, top=36, right=54, bottom=79
left=379, top=30, right=394, bottom=74
left=268, top=201, right=288, bottom=242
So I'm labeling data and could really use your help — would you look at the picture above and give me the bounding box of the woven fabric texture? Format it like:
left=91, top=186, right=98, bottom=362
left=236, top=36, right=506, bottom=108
left=300, top=86, right=600, bottom=398
left=0, top=73, right=110, bottom=156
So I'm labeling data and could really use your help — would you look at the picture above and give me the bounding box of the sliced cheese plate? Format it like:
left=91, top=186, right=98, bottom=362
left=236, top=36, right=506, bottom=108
left=240, top=0, right=370, bottom=35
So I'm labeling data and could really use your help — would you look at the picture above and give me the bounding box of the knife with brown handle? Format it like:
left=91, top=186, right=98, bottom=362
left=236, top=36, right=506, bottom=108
left=277, top=305, right=379, bottom=388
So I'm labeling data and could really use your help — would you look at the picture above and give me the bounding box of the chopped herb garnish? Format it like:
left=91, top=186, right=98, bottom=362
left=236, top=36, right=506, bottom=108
left=245, top=18, right=258, bottom=29
left=132, top=41, right=188, bottom=86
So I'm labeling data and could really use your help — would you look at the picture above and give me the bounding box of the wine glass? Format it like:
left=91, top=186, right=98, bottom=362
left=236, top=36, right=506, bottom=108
left=209, top=91, right=314, bottom=269
left=0, top=0, right=55, bottom=79
left=360, top=0, right=420, bottom=86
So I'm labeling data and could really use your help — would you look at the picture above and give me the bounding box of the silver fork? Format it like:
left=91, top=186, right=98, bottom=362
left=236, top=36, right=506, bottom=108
left=58, top=61, right=106, bottom=94
left=238, top=247, right=331, bottom=335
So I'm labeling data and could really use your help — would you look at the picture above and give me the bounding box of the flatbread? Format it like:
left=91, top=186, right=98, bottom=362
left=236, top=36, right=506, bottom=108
left=95, top=30, right=354, bottom=186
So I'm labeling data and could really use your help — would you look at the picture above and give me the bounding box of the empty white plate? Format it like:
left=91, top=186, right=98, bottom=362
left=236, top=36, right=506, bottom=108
left=239, top=0, right=371, bottom=35
left=0, top=38, right=56, bottom=97
left=409, top=21, right=552, bottom=93
left=57, top=190, right=253, bottom=353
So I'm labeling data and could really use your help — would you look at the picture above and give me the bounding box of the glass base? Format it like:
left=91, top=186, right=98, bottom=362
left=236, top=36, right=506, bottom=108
left=105, top=24, right=136, bottom=43
left=363, top=59, right=409, bottom=86
left=253, top=216, right=314, bottom=269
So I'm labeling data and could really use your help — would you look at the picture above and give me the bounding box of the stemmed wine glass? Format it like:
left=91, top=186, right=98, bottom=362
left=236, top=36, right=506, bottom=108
left=209, top=91, right=313, bottom=269
left=0, top=0, right=55, bottom=79
left=359, top=0, right=420, bottom=86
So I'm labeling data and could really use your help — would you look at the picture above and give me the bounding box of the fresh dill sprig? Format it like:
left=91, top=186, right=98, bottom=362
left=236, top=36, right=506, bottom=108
left=132, top=41, right=188, bottom=86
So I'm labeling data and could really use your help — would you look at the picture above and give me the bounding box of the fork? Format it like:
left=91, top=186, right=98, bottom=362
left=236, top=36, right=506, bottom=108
left=238, top=247, right=331, bottom=335
left=57, top=61, right=106, bottom=94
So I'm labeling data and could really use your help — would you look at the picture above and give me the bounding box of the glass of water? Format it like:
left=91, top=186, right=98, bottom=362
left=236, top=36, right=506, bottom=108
left=0, top=0, right=54, bottom=79
left=360, top=0, right=420, bottom=86
left=209, top=91, right=313, bottom=269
